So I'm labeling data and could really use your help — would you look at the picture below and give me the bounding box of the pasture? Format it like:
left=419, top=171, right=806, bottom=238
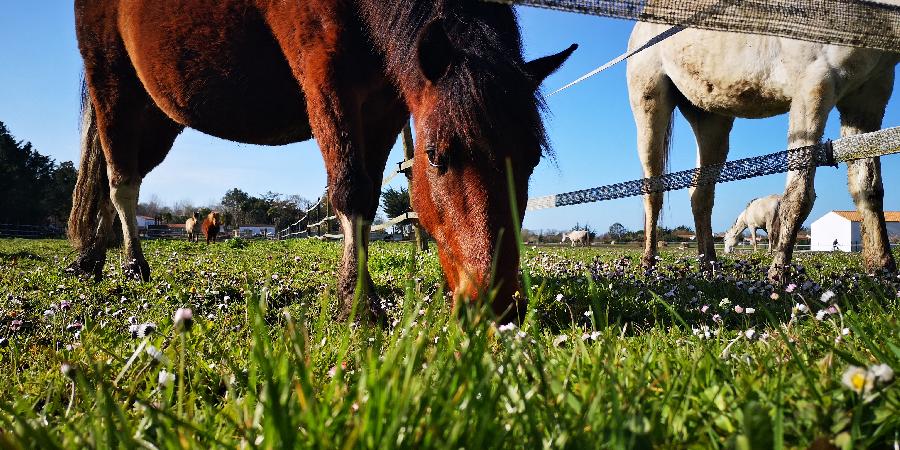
left=0, top=238, right=898, bottom=448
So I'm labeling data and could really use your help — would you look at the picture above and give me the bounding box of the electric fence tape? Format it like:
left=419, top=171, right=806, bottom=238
left=526, top=126, right=900, bottom=211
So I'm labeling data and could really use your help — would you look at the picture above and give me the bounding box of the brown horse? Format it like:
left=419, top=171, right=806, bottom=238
left=67, top=0, right=575, bottom=322
left=201, top=212, right=222, bottom=244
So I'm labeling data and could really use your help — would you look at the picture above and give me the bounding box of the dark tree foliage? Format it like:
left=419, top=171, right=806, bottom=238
left=0, top=121, right=77, bottom=225
left=608, top=223, right=627, bottom=241
left=381, top=186, right=412, bottom=234
left=217, top=189, right=311, bottom=228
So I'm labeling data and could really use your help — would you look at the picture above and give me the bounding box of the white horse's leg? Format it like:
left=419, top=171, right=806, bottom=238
left=681, top=106, right=734, bottom=265
left=628, top=60, right=676, bottom=268
left=750, top=227, right=757, bottom=252
left=838, top=73, right=897, bottom=273
left=769, top=81, right=833, bottom=282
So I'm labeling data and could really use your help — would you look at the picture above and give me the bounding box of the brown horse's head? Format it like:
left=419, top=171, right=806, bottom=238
left=388, top=5, right=575, bottom=321
left=208, top=211, right=221, bottom=227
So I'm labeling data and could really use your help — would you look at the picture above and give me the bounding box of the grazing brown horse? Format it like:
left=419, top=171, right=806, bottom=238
left=67, top=0, right=575, bottom=322
left=201, top=212, right=222, bottom=244
left=185, top=212, right=201, bottom=242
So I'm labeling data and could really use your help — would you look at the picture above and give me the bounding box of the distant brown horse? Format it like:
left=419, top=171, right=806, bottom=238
left=67, top=0, right=575, bottom=323
left=201, top=212, right=222, bottom=244
left=185, top=212, right=200, bottom=243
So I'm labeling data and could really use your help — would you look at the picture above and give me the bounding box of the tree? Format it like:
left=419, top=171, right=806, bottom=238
left=0, top=121, right=77, bottom=225
left=137, top=194, right=163, bottom=219
left=46, top=161, right=77, bottom=225
left=221, top=188, right=251, bottom=224
left=608, top=223, right=627, bottom=241
left=264, top=192, right=312, bottom=230
left=381, top=186, right=411, bottom=235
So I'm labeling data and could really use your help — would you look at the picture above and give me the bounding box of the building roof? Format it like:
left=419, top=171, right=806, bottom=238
left=239, top=224, right=275, bottom=228
left=832, top=211, right=900, bottom=222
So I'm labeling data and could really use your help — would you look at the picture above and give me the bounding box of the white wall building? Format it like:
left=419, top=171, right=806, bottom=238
left=136, top=215, right=157, bottom=229
left=238, top=225, right=275, bottom=237
left=811, top=211, right=900, bottom=252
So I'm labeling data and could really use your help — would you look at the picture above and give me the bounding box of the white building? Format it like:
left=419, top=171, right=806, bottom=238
left=238, top=225, right=275, bottom=238
left=136, top=215, right=157, bottom=229
left=810, top=210, right=900, bottom=252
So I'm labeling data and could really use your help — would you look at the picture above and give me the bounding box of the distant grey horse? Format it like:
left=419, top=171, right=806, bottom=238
left=561, top=230, right=591, bottom=247
left=724, top=195, right=781, bottom=254
left=627, top=23, right=897, bottom=280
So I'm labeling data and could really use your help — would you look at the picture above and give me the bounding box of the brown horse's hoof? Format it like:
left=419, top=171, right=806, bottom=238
left=123, top=258, right=151, bottom=282
left=65, top=254, right=106, bottom=281
left=336, top=293, right=389, bottom=326
left=767, top=265, right=787, bottom=285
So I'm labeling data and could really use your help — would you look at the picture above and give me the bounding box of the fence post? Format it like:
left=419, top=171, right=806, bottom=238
left=316, top=195, right=322, bottom=238
left=324, top=190, right=331, bottom=236
left=401, top=122, right=428, bottom=252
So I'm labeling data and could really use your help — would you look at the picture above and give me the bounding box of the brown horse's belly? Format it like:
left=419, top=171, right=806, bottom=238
left=120, top=1, right=313, bottom=146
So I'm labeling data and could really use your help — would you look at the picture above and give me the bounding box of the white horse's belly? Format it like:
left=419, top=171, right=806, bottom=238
left=660, top=31, right=794, bottom=118
left=670, top=72, right=792, bottom=118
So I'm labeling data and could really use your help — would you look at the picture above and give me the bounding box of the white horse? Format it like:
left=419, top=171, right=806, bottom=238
left=724, top=195, right=781, bottom=254
left=561, top=230, right=591, bottom=247
left=185, top=212, right=200, bottom=243
left=627, top=23, right=897, bottom=280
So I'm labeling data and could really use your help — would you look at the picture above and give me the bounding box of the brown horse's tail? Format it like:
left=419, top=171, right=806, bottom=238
left=67, top=81, right=109, bottom=251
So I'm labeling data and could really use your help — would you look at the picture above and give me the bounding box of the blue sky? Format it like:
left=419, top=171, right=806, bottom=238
left=1, top=4, right=897, bottom=234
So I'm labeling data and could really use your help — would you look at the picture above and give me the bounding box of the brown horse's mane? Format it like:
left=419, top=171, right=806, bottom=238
left=359, top=0, right=550, bottom=163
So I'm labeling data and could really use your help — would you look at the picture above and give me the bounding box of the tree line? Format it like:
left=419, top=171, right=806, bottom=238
left=137, top=188, right=314, bottom=231
left=0, top=121, right=77, bottom=226
left=521, top=223, right=699, bottom=244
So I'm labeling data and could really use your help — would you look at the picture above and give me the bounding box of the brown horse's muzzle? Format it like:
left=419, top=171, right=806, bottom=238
left=413, top=158, right=527, bottom=322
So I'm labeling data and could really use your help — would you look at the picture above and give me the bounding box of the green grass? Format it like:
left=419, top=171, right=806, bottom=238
left=0, top=238, right=898, bottom=448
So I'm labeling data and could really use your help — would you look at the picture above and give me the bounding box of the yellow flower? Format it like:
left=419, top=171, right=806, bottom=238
left=841, top=366, right=873, bottom=394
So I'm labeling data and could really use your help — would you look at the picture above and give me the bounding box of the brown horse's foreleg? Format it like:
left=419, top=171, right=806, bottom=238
left=682, top=107, right=734, bottom=267
left=338, top=99, right=408, bottom=324
left=301, top=94, right=383, bottom=322
left=838, top=83, right=897, bottom=274
left=86, top=91, right=182, bottom=281
left=110, top=180, right=151, bottom=280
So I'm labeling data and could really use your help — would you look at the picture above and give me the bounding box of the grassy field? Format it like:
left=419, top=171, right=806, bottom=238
left=0, top=238, right=898, bottom=449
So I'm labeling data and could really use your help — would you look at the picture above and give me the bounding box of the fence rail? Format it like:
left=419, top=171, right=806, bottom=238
left=278, top=156, right=421, bottom=241
left=0, top=224, right=65, bottom=239
left=490, top=0, right=900, bottom=52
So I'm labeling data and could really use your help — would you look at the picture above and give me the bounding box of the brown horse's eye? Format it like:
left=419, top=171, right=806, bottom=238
left=425, top=142, right=448, bottom=174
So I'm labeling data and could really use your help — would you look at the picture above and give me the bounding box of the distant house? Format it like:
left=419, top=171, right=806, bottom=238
left=136, top=215, right=157, bottom=229
left=238, top=225, right=275, bottom=238
left=811, top=210, right=900, bottom=252
left=672, top=230, right=696, bottom=241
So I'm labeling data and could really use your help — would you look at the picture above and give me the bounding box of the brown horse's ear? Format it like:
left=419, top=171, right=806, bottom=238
left=526, top=43, right=578, bottom=88
left=417, top=20, right=455, bottom=83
